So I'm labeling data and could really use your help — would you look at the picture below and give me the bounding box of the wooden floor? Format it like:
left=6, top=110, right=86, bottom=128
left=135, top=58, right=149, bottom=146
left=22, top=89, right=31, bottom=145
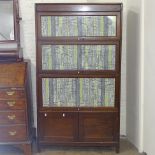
left=0, top=139, right=144, bottom=155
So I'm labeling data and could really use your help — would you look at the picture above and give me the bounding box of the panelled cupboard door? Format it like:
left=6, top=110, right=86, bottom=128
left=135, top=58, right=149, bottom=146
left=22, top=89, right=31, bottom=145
left=39, top=112, right=78, bottom=142
left=79, top=112, right=116, bottom=142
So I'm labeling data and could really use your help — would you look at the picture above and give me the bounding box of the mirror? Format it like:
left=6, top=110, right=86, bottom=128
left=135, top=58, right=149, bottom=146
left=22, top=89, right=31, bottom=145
left=0, top=0, right=20, bottom=43
left=0, top=0, right=14, bottom=40
left=0, top=0, right=22, bottom=61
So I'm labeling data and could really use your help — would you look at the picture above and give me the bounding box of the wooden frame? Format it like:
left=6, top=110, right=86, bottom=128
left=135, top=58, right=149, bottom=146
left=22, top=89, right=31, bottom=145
left=36, top=3, right=122, bottom=153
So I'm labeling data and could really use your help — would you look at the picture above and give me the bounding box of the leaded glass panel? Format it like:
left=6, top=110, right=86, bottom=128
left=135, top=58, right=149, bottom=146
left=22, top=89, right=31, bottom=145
left=80, top=45, right=115, bottom=70
left=42, top=45, right=115, bottom=70
left=42, top=78, right=77, bottom=107
left=42, top=45, right=77, bottom=70
left=41, top=16, right=116, bottom=37
left=42, top=78, right=115, bottom=107
left=79, top=78, right=115, bottom=107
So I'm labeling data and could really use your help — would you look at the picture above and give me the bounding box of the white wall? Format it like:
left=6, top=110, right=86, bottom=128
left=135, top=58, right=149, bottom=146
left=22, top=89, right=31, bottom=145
left=126, top=0, right=143, bottom=150
left=19, top=0, right=127, bottom=135
left=143, top=0, right=155, bottom=154
left=126, top=0, right=155, bottom=154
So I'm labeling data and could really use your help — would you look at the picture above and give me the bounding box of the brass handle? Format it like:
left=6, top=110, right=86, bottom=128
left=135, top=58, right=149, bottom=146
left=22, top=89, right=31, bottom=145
left=7, top=101, right=16, bottom=107
left=8, top=115, right=16, bottom=120
left=9, top=131, right=17, bottom=136
left=6, top=91, right=15, bottom=96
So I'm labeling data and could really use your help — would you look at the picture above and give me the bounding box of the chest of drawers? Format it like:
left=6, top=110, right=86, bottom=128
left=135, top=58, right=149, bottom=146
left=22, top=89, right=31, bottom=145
left=0, top=61, right=32, bottom=155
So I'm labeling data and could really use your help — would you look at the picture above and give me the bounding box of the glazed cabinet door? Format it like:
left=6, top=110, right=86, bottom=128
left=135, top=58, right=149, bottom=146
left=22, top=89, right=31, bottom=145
left=41, top=78, right=116, bottom=108
left=39, top=112, right=78, bottom=143
left=40, top=43, right=119, bottom=72
left=79, top=112, right=116, bottom=142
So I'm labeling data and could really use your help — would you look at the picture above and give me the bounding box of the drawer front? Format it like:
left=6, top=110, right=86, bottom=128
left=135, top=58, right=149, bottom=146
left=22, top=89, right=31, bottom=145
left=79, top=112, right=116, bottom=142
left=39, top=112, right=78, bottom=142
left=0, top=125, right=27, bottom=142
left=0, top=100, right=25, bottom=110
left=0, top=90, right=25, bottom=99
left=0, top=111, right=26, bottom=125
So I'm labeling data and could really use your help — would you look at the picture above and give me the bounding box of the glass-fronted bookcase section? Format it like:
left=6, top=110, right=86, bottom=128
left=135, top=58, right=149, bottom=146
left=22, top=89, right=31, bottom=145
left=38, top=13, right=121, bottom=39
left=42, top=78, right=115, bottom=107
left=41, top=44, right=118, bottom=71
left=41, top=16, right=117, bottom=37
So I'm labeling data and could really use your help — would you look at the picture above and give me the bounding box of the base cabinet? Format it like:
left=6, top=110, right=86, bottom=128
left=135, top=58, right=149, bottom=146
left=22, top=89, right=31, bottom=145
left=38, top=111, right=118, bottom=147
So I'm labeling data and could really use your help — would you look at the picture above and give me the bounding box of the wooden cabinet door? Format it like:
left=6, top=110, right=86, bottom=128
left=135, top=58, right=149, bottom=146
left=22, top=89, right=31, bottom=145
left=39, top=112, right=78, bottom=143
left=79, top=112, right=116, bottom=142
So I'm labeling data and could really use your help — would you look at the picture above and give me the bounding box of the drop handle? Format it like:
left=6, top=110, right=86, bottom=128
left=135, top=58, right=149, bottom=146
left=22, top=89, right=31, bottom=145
left=8, top=115, right=16, bottom=120
left=9, top=131, right=17, bottom=136
left=62, top=113, right=66, bottom=117
left=7, top=101, right=16, bottom=107
left=6, top=91, right=15, bottom=96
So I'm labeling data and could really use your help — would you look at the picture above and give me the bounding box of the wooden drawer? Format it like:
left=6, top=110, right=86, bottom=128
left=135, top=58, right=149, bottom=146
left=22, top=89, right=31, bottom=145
left=0, top=111, right=25, bottom=125
left=0, top=125, right=27, bottom=142
left=79, top=112, right=116, bottom=142
left=0, top=89, right=25, bottom=99
left=39, top=111, right=78, bottom=142
left=0, top=100, right=25, bottom=110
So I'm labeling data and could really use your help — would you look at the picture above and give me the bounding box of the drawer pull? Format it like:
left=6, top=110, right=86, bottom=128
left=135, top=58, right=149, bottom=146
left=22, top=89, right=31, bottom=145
left=6, top=91, right=15, bottom=96
left=62, top=113, right=66, bottom=117
left=7, top=101, right=16, bottom=107
left=44, top=113, right=47, bottom=117
left=8, top=115, right=16, bottom=120
left=9, top=131, right=17, bottom=136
